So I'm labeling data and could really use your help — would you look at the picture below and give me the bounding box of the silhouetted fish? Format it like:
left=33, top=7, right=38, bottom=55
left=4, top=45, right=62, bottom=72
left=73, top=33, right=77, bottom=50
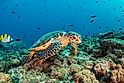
left=90, top=19, right=94, bottom=23
left=119, top=28, right=122, bottom=30
left=15, top=38, right=21, bottom=41
left=37, top=27, right=40, bottom=30
left=117, top=19, right=120, bottom=22
left=99, top=26, right=101, bottom=29
left=90, top=15, right=97, bottom=18
left=11, top=10, right=16, bottom=14
left=68, top=24, right=74, bottom=27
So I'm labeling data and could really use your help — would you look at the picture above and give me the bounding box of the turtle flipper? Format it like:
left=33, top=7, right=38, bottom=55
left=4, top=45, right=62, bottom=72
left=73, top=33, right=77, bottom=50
left=27, top=51, right=35, bottom=62
left=34, top=41, right=62, bottom=65
left=29, top=39, right=53, bottom=51
left=28, top=40, right=53, bottom=62
left=70, top=43, right=78, bottom=61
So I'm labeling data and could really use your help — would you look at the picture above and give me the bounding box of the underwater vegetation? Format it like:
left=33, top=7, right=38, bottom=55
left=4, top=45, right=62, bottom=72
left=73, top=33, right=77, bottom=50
left=1, top=30, right=124, bottom=83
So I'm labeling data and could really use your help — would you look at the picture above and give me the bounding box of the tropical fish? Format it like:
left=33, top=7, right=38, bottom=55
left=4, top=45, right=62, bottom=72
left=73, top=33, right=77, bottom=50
left=0, top=34, right=13, bottom=43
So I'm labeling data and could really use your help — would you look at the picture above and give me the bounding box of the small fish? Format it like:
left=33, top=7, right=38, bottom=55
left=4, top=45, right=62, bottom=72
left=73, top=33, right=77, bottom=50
left=17, top=16, right=20, bottom=19
left=90, top=19, right=94, bottom=23
left=90, top=15, right=97, bottom=18
left=117, top=19, right=120, bottom=22
left=99, top=26, right=101, bottom=29
left=0, top=34, right=13, bottom=43
left=11, top=10, right=16, bottom=14
left=37, top=27, right=40, bottom=30
left=15, top=38, right=21, bottom=41
left=15, top=4, right=18, bottom=7
left=68, top=24, right=74, bottom=27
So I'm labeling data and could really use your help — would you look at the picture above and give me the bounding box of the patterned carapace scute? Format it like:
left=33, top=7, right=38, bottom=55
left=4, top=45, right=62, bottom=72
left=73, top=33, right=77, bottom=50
left=30, top=31, right=81, bottom=49
left=30, top=31, right=66, bottom=49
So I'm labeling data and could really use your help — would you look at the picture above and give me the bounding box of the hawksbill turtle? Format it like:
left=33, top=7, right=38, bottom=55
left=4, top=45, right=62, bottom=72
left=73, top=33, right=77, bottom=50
left=27, top=31, right=81, bottom=66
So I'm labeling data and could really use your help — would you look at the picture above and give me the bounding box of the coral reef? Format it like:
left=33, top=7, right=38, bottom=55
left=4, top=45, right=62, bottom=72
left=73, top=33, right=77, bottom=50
left=8, top=66, right=49, bottom=83
left=1, top=31, right=124, bottom=82
left=73, top=69, right=98, bottom=83
left=0, top=41, right=28, bottom=72
left=0, top=72, right=12, bottom=83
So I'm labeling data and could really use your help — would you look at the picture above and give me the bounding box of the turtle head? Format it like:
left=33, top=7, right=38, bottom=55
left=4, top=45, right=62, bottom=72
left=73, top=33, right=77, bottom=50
left=65, top=31, right=81, bottom=44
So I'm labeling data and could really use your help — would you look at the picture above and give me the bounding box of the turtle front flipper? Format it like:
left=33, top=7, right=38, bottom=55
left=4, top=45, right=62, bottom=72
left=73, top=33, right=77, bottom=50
left=27, top=39, right=53, bottom=62
left=69, top=43, right=78, bottom=61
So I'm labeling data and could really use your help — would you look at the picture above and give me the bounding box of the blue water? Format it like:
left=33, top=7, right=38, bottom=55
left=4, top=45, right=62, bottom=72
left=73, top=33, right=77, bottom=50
left=0, top=0, right=124, bottom=47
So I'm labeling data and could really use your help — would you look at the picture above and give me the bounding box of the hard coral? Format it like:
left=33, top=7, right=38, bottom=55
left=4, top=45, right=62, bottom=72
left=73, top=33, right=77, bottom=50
left=73, top=69, right=98, bottom=83
left=0, top=72, right=12, bottom=83
left=49, top=66, right=69, bottom=80
left=121, top=58, right=124, bottom=68
left=8, top=66, right=49, bottom=83
left=110, top=65, right=124, bottom=83
left=0, top=41, right=28, bottom=72
left=99, top=59, right=124, bottom=83
left=69, top=64, right=83, bottom=75
left=82, top=61, right=94, bottom=70
left=93, top=60, right=110, bottom=80
left=108, top=59, right=117, bottom=70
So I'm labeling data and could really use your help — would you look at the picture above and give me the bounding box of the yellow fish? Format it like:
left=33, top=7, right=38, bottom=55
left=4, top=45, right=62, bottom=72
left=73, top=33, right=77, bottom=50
left=0, top=34, right=13, bottom=43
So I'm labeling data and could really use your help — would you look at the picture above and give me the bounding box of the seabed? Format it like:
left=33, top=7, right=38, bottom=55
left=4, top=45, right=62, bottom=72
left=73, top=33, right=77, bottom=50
left=0, top=31, right=124, bottom=83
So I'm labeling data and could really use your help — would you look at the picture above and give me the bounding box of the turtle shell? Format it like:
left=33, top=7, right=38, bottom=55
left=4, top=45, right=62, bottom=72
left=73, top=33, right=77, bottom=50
left=30, top=31, right=66, bottom=49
